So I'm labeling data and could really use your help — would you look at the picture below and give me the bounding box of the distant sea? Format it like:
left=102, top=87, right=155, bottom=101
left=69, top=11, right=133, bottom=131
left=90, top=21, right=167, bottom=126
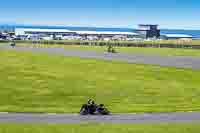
left=1, top=24, right=200, bottom=38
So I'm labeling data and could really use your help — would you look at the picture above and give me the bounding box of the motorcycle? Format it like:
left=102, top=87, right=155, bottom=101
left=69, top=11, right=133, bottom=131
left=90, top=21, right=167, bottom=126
left=80, top=103, right=110, bottom=115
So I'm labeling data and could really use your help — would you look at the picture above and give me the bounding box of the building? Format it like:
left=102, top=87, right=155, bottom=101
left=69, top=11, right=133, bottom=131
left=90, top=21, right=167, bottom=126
left=15, top=28, right=76, bottom=36
left=12, top=26, right=195, bottom=41
left=136, top=24, right=160, bottom=39
left=161, top=34, right=193, bottom=40
left=76, top=31, right=140, bottom=40
left=15, top=28, right=140, bottom=41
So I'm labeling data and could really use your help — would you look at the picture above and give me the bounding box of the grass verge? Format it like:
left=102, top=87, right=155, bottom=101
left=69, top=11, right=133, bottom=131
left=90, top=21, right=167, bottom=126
left=0, top=49, right=200, bottom=113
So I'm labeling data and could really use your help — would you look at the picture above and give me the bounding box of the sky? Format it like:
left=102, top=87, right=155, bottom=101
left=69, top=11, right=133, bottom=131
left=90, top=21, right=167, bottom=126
left=0, top=0, right=199, bottom=29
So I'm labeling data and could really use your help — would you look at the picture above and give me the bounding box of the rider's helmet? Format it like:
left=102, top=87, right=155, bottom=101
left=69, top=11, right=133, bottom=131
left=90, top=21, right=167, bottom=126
left=87, top=99, right=94, bottom=104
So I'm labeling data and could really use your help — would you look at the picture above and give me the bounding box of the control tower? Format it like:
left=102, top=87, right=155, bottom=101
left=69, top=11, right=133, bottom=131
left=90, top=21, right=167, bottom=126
left=136, top=24, right=160, bottom=39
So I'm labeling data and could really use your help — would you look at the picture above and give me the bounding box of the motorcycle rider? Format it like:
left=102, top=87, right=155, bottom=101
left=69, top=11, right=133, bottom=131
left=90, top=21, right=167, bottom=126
left=80, top=99, right=109, bottom=115
left=87, top=99, right=97, bottom=114
left=10, top=40, right=16, bottom=48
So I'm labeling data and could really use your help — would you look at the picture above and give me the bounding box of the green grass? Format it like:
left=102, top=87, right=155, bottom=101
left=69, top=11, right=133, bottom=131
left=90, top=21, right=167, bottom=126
left=0, top=49, right=200, bottom=113
left=16, top=43, right=200, bottom=56
left=0, top=123, right=200, bottom=133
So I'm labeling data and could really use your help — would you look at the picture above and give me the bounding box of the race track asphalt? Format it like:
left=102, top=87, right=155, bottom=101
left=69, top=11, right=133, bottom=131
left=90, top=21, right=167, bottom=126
left=1, top=45, right=200, bottom=70
left=0, top=112, right=200, bottom=123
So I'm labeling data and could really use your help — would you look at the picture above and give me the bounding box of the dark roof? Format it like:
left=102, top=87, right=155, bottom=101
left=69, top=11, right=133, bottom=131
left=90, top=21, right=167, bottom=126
left=139, top=24, right=158, bottom=26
